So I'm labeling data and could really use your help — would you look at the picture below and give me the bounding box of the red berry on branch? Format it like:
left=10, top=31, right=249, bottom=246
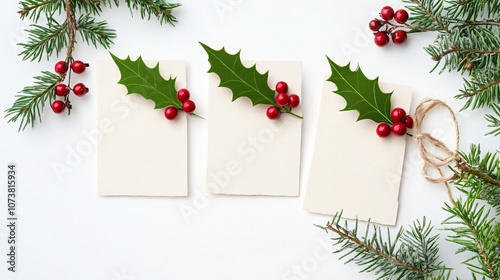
left=391, top=30, right=408, bottom=45
left=275, top=93, right=289, bottom=107
left=376, top=123, right=392, bottom=138
left=374, top=32, right=389, bottom=47
left=275, top=81, right=288, bottom=94
left=369, top=19, right=382, bottom=31
left=380, top=6, right=394, bottom=20
left=54, top=61, right=68, bottom=75
left=71, top=60, right=88, bottom=74
left=51, top=100, right=66, bottom=114
left=73, top=83, right=88, bottom=97
left=394, top=9, right=409, bottom=23
left=182, top=100, right=196, bottom=113
left=266, top=106, right=281, bottom=120
left=177, top=88, right=190, bottom=102
left=392, top=122, right=407, bottom=136
left=54, top=84, right=69, bottom=96
left=288, top=94, right=300, bottom=108
left=405, top=115, right=414, bottom=129
left=164, top=106, right=178, bottom=120
left=390, top=107, right=407, bottom=123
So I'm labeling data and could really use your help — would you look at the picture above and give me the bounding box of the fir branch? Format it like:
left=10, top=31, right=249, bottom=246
left=76, top=14, right=116, bottom=49
left=18, top=19, right=68, bottom=62
left=123, top=0, right=181, bottom=25
left=404, top=0, right=452, bottom=34
left=443, top=195, right=500, bottom=279
left=453, top=145, right=500, bottom=215
left=485, top=103, right=500, bottom=136
left=4, top=71, right=60, bottom=131
left=18, top=0, right=63, bottom=22
left=318, top=213, right=448, bottom=279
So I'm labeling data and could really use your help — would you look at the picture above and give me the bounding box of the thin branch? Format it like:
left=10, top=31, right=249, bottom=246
left=65, top=0, right=77, bottom=57
left=464, top=78, right=500, bottom=98
left=456, top=160, right=500, bottom=188
left=411, top=0, right=452, bottom=34
left=466, top=20, right=500, bottom=27
left=463, top=219, right=497, bottom=280
left=18, top=0, right=55, bottom=16
left=323, top=222, right=426, bottom=275
left=432, top=47, right=500, bottom=60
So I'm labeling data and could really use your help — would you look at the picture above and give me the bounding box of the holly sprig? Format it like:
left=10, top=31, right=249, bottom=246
left=111, top=53, right=202, bottom=119
left=200, top=42, right=302, bottom=119
left=5, top=0, right=181, bottom=131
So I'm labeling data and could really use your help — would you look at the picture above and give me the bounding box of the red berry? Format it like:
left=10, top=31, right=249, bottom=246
left=54, top=61, right=68, bottom=75
left=391, top=30, right=407, bottom=45
left=266, top=106, right=281, bottom=120
left=275, top=81, right=288, bottom=94
left=71, top=60, right=88, bottom=74
left=73, top=83, right=88, bottom=97
left=182, top=100, right=196, bottom=113
left=54, top=84, right=69, bottom=96
left=394, top=9, right=409, bottom=23
left=275, top=93, right=289, bottom=107
left=374, top=32, right=389, bottom=47
left=369, top=19, right=382, bottom=31
left=380, top=6, right=394, bottom=20
left=164, top=106, right=178, bottom=120
left=51, top=100, right=66, bottom=114
left=391, top=107, right=407, bottom=123
left=405, top=115, right=414, bottom=129
left=392, top=122, right=407, bottom=136
left=376, top=123, right=391, bottom=138
left=288, top=94, right=300, bottom=108
left=177, top=88, right=190, bottom=102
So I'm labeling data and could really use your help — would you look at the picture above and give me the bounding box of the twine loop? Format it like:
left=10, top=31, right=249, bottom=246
left=412, top=98, right=460, bottom=202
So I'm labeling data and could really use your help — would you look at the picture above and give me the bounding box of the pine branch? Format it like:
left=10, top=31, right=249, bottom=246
left=403, top=0, right=451, bottom=34
left=18, top=0, right=64, bottom=22
left=76, top=14, right=116, bottom=49
left=18, top=19, right=68, bottom=62
left=453, top=145, right=500, bottom=215
left=443, top=195, right=500, bottom=279
left=123, top=0, right=181, bottom=25
left=485, top=103, right=500, bottom=136
left=318, top=213, right=448, bottom=279
left=4, top=71, right=60, bottom=131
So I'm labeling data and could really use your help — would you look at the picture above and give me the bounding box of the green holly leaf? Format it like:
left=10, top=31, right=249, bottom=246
left=200, top=42, right=276, bottom=106
left=110, top=52, right=181, bottom=109
left=327, top=57, right=393, bottom=124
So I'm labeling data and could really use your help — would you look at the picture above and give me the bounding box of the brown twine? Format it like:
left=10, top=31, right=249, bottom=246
left=412, top=98, right=460, bottom=204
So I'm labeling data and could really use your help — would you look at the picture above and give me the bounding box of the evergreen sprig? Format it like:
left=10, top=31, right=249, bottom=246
left=321, top=144, right=500, bottom=279
left=5, top=71, right=60, bottom=131
left=485, top=104, right=500, bottom=136
left=7, top=0, right=181, bottom=131
left=317, top=214, right=448, bottom=280
left=403, top=0, right=500, bottom=114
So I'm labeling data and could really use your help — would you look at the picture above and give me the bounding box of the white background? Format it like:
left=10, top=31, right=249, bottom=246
left=0, top=0, right=497, bottom=279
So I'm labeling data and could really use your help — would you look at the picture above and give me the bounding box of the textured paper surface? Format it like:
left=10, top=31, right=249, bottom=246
left=303, top=81, right=412, bottom=225
left=97, top=60, right=188, bottom=196
left=206, top=61, right=302, bottom=196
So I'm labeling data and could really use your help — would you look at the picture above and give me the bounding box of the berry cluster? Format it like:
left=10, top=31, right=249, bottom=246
left=376, top=107, right=414, bottom=138
left=266, top=81, right=300, bottom=120
left=369, top=6, right=409, bottom=47
left=52, top=60, right=89, bottom=114
left=164, top=88, right=197, bottom=120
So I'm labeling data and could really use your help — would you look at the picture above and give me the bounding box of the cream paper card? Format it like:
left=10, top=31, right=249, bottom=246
left=304, top=81, right=412, bottom=225
left=97, top=60, right=188, bottom=196
left=206, top=61, right=302, bottom=196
